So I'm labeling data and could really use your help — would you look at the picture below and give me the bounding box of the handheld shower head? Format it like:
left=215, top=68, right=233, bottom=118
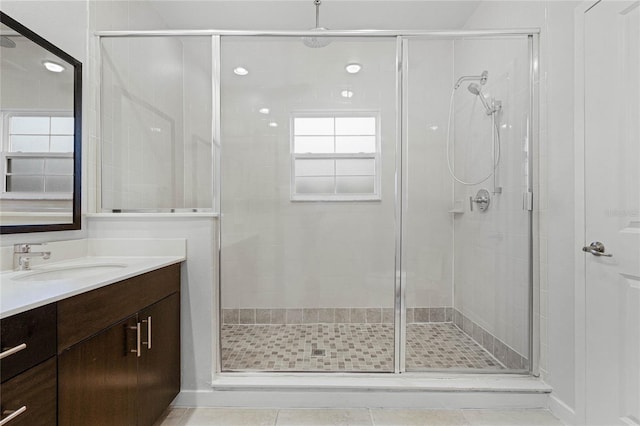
left=467, top=83, right=494, bottom=115
left=467, top=82, right=482, bottom=96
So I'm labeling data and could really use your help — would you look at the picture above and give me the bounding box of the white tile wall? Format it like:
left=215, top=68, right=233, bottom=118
left=219, top=38, right=400, bottom=309
left=403, top=39, right=455, bottom=310
left=450, top=36, right=532, bottom=358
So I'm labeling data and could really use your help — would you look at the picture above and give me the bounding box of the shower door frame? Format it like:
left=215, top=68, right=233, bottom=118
left=95, top=28, right=540, bottom=378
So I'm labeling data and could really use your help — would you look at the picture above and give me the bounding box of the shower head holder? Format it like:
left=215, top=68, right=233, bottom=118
left=454, top=70, right=489, bottom=89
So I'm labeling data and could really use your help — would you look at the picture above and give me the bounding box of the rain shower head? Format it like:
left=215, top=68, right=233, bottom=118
left=302, top=0, right=331, bottom=48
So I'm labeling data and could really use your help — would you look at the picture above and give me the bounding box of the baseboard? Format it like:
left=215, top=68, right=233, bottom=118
left=548, top=394, right=578, bottom=425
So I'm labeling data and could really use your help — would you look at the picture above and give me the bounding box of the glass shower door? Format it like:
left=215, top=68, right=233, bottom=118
left=402, top=36, right=533, bottom=372
left=219, top=36, right=398, bottom=372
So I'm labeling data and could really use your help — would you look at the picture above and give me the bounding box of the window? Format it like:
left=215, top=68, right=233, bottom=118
left=1, top=114, right=74, bottom=197
left=291, top=113, right=380, bottom=201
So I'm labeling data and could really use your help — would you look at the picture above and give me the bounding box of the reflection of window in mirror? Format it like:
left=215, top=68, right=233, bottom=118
left=1, top=113, right=74, bottom=203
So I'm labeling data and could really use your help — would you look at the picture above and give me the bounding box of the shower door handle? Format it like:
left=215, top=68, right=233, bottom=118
left=582, top=241, right=613, bottom=257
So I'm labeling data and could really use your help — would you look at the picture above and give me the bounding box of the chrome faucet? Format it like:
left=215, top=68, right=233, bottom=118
left=13, top=243, right=51, bottom=271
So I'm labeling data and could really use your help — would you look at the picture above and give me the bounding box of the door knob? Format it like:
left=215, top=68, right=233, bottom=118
left=582, top=241, right=613, bottom=257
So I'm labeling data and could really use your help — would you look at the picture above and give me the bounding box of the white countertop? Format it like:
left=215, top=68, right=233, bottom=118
left=0, top=255, right=184, bottom=319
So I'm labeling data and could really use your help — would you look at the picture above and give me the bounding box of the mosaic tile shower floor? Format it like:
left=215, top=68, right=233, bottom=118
left=221, top=322, right=504, bottom=371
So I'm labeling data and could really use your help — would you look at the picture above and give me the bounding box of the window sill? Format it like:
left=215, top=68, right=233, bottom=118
left=0, top=192, right=72, bottom=201
left=291, top=195, right=382, bottom=202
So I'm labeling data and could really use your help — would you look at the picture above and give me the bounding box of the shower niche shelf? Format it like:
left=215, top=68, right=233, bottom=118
left=448, top=199, right=466, bottom=214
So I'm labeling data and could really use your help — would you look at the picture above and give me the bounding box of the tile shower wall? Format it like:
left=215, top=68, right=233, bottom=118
left=404, top=40, right=455, bottom=311
left=220, top=38, right=454, bottom=313
left=100, top=36, right=212, bottom=210
left=454, top=309, right=526, bottom=370
left=221, top=307, right=453, bottom=324
left=220, top=38, right=396, bottom=311
left=451, top=37, right=532, bottom=361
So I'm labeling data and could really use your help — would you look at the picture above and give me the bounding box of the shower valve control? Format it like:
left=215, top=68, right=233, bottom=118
left=470, top=189, right=491, bottom=212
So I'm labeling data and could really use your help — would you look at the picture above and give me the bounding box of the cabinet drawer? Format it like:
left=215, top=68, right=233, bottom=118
left=0, top=357, right=57, bottom=426
left=0, top=303, right=56, bottom=382
left=57, top=264, right=180, bottom=351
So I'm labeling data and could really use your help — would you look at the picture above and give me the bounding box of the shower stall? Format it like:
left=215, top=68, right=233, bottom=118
left=99, top=30, right=537, bottom=376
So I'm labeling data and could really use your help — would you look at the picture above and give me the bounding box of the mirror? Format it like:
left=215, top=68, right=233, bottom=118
left=0, top=12, right=81, bottom=234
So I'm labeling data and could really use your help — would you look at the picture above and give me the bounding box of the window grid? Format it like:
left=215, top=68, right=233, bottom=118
left=291, top=114, right=380, bottom=201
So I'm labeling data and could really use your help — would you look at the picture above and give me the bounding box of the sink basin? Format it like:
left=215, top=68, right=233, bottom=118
left=14, top=264, right=127, bottom=282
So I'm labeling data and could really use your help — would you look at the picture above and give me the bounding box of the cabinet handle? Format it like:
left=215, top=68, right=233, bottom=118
left=142, top=316, right=152, bottom=350
left=0, top=343, right=27, bottom=360
left=0, top=406, right=27, bottom=425
left=129, top=323, right=141, bottom=357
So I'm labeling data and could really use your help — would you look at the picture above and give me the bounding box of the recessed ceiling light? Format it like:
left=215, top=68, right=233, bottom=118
left=268, top=121, right=278, bottom=128
left=259, top=108, right=270, bottom=114
left=43, top=60, right=65, bottom=73
left=233, top=67, right=249, bottom=76
left=345, top=63, right=362, bottom=74
left=340, top=90, right=354, bottom=98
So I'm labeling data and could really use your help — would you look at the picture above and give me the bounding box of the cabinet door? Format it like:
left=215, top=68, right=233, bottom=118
left=58, top=315, right=139, bottom=426
left=137, top=293, right=180, bottom=426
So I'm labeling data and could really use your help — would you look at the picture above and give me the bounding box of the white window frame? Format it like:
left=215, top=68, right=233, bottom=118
left=0, top=111, right=74, bottom=200
left=290, top=111, right=382, bottom=202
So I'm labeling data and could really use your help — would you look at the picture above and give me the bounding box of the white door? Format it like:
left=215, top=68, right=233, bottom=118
left=584, top=0, right=640, bottom=425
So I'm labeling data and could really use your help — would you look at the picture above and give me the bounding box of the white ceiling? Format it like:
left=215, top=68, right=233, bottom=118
left=146, top=1, right=482, bottom=31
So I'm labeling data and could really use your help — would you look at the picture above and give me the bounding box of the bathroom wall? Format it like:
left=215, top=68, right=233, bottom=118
left=0, top=2, right=86, bottom=61
left=451, top=36, right=532, bottom=359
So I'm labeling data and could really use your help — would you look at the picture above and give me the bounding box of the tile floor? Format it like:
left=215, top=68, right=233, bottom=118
left=221, top=323, right=503, bottom=371
left=156, top=408, right=565, bottom=426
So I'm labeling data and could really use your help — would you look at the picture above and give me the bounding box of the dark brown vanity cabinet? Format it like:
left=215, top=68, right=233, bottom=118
left=57, top=264, right=181, bottom=426
left=0, top=304, right=57, bottom=426
left=137, top=294, right=181, bottom=426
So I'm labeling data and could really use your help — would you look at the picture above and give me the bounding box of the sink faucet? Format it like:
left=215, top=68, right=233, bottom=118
left=14, top=243, right=51, bottom=271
